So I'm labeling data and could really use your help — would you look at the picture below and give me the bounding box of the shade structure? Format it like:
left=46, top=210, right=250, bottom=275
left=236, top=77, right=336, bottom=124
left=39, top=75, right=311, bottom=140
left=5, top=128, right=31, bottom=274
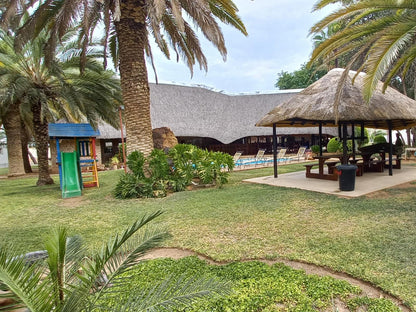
left=256, top=68, right=416, bottom=130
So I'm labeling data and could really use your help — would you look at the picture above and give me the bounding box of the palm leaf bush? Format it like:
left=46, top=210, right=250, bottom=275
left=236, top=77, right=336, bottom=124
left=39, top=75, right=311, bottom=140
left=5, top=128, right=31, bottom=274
left=114, top=145, right=234, bottom=199
left=0, top=211, right=230, bottom=311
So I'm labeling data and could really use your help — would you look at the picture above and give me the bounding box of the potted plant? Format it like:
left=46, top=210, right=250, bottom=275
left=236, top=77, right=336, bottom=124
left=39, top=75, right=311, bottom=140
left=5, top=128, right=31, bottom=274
left=111, top=156, right=120, bottom=170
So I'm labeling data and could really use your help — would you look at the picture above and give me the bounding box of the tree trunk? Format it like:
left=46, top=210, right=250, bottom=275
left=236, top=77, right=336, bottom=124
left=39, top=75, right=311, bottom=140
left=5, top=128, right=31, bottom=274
left=20, top=120, right=32, bottom=173
left=32, top=101, right=53, bottom=185
left=115, top=0, right=154, bottom=157
left=3, top=103, right=25, bottom=176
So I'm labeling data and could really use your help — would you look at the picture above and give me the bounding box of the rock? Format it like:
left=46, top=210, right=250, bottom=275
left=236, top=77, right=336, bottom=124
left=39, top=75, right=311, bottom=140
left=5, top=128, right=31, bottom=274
left=152, top=127, right=178, bottom=150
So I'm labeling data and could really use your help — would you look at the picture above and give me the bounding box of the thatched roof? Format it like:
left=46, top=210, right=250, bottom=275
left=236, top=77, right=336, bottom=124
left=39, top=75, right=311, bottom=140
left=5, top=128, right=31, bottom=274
left=256, top=68, right=416, bottom=130
left=97, top=83, right=338, bottom=143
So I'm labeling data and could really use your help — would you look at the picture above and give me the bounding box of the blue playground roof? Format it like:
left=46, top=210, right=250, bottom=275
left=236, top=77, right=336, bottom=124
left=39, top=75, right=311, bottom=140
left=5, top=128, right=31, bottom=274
left=49, top=123, right=100, bottom=138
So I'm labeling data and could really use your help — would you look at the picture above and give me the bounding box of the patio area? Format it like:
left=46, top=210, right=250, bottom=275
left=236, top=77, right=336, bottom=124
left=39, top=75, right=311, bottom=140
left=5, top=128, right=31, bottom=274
left=243, top=164, right=416, bottom=197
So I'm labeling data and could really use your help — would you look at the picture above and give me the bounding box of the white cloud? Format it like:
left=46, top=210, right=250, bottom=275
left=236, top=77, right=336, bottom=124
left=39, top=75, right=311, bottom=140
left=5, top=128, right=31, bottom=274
left=148, top=0, right=339, bottom=93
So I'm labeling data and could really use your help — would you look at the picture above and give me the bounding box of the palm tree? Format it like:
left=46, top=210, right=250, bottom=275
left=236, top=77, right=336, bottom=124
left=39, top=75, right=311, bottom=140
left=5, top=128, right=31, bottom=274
left=0, top=30, right=122, bottom=184
left=310, top=0, right=416, bottom=102
left=0, top=211, right=230, bottom=311
left=6, top=0, right=247, bottom=157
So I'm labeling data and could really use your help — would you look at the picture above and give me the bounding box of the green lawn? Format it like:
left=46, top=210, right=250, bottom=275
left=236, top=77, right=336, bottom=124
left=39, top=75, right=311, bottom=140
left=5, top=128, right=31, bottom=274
left=1, top=165, right=415, bottom=310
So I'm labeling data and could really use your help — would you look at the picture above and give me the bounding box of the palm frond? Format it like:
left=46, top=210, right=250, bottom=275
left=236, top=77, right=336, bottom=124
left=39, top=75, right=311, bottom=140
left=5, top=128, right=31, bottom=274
left=0, top=245, right=53, bottom=311
left=81, top=211, right=169, bottom=305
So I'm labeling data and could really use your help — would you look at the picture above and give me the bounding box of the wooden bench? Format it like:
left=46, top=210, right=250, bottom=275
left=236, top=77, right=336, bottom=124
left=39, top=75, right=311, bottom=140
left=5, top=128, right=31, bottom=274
left=355, top=162, right=364, bottom=176
left=326, top=161, right=339, bottom=174
left=304, top=163, right=338, bottom=181
left=384, top=157, right=401, bottom=169
left=363, top=159, right=384, bottom=172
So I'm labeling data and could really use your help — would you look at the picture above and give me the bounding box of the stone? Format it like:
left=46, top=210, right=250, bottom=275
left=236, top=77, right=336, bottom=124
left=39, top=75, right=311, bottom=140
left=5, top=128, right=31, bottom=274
left=152, top=127, right=178, bottom=150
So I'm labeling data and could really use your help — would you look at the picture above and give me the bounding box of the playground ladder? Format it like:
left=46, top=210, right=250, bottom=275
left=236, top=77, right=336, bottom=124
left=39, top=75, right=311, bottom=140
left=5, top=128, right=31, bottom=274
left=78, top=139, right=99, bottom=188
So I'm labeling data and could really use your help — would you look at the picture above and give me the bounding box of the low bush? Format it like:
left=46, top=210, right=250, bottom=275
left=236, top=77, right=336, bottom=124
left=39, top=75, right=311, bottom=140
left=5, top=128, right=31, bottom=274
left=114, top=144, right=234, bottom=199
left=310, top=145, right=320, bottom=154
left=327, top=137, right=341, bottom=153
left=374, top=135, right=387, bottom=144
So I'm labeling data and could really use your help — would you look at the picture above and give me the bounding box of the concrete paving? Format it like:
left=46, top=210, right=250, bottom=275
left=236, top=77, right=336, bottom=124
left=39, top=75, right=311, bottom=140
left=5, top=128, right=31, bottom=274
left=243, top=164, right=416, bottom=197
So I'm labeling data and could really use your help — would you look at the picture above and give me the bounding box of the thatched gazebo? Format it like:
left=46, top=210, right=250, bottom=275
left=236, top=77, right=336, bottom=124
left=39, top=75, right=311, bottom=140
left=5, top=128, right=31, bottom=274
left=256, top=68, right=416, bottom=177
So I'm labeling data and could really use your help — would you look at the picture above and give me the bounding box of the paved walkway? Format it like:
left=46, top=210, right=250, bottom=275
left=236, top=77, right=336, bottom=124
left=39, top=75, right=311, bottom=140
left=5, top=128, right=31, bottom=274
left=244, top=164, right=416, bottom=197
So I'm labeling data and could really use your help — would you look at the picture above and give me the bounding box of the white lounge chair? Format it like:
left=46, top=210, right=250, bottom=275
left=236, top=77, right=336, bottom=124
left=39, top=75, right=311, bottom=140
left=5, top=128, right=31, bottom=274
left=252, top=149, right=267, bottom=167
left=288, top=147, right=306, bottom=162
left=233, top=151, right=243, bottom=164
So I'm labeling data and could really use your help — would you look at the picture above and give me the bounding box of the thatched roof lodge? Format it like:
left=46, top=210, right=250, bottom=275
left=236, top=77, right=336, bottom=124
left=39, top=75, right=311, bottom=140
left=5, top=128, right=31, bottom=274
left=96, top=83, right=337, bottom=163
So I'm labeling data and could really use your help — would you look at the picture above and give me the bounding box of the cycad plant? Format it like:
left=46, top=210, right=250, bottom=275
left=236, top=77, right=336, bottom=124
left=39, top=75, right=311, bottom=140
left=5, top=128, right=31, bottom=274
left=0, top=211, right=230, bottom=311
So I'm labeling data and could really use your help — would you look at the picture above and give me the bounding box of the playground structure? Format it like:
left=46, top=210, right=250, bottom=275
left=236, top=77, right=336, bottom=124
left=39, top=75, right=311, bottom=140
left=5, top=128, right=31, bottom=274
left=49, top=123, right=100, bottom=198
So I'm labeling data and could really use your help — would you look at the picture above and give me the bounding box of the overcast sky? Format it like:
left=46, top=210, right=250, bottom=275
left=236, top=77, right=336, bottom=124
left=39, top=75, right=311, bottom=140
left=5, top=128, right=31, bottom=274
left=147, top=0, right=337, bottom=94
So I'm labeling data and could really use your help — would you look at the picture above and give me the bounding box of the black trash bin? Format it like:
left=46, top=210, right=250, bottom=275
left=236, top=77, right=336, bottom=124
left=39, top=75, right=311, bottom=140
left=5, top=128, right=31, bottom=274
left=336, top=164, right=357, bottom=191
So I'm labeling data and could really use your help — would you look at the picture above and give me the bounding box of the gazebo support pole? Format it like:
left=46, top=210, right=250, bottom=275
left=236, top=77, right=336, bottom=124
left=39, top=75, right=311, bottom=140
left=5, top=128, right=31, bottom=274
left=319, top=122, right=323, bottom=156
left=351, top=123, right=355, bottom=160
left=388, top=121, right=393, bottom=176
left=273, top=123, right=278, bottom=178
left=342, top=123, right=348, bottom=164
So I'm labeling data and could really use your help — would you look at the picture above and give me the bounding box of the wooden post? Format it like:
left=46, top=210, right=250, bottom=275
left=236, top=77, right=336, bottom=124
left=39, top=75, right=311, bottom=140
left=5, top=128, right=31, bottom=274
left=342, top=123, right=348, bottom=164
left=273, top=123, right=278, bottom=178
left=388, top=121, right=393, bottom=176
left=351, top=123, right=355, bottom=160
left=319, top=122, right=323, bottom=156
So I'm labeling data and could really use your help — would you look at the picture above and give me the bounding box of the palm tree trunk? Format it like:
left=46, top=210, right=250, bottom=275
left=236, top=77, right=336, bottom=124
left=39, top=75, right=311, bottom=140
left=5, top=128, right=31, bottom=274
left=3, top=103, right=25, bottom=176
left=21, top=119, right=32, bottom=173
left=115, top=0, right=154, bottom=157
left=32, top=101, right=53, bottom=185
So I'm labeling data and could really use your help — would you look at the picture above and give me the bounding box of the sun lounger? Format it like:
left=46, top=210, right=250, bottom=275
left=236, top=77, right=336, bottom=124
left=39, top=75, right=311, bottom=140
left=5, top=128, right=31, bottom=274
left=288, top=147, right=306, bottom=162
left=277, top=148, right=287, bottom=162
left=233, top=151, right=243, bottom=164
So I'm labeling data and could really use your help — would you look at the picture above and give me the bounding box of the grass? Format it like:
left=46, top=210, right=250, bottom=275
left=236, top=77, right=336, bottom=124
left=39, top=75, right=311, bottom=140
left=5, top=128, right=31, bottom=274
left=1, top=164, right=415, bottom=310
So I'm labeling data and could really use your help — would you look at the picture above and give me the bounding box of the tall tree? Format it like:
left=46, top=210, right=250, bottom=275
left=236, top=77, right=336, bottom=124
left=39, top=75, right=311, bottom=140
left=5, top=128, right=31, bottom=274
left=6, top=0, right=247, bottom=156
left=0, top=30, right=122, bottom=184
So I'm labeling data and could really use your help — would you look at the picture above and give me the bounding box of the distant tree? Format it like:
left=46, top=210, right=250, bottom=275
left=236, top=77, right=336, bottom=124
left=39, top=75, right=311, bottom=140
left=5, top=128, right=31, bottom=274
left=275, top=63, right=328, bottom=90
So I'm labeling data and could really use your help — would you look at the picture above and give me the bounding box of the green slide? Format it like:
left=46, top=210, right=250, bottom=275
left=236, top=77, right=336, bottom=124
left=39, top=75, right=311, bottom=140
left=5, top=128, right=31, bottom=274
left=61, top=152, right=82, bottom=198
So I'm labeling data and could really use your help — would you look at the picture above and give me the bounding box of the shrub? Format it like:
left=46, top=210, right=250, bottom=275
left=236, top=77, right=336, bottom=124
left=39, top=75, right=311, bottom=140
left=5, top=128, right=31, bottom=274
left=310, top=145, right=320, bottom=154
left=115, top=145, right=234, bottom=199
left=354, top=127, right=369, bottom=147
left=327, top=137, right=341, bottom=153
left=339, top=140, right=353, bottom=153
left=374, top=135, right=387, bottom=144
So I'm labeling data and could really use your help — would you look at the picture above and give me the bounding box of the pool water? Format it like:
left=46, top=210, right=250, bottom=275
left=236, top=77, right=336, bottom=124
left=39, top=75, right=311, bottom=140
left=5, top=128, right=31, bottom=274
left=235, top=158, right=289, bottom=166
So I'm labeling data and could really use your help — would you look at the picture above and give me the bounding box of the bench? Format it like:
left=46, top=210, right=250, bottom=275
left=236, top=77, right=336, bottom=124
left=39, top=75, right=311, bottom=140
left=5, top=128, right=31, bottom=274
left=326, top=161, right=339, bottom=174
left=304, top=163, right=319, bottom=176
left=304, top=163, right=338, bottom=181
left=363, top=159, right=384, bottom=172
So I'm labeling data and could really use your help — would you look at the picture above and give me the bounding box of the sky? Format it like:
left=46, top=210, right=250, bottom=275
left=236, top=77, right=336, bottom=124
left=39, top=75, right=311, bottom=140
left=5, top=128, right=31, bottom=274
left=147, top=0, right=337, bottom=94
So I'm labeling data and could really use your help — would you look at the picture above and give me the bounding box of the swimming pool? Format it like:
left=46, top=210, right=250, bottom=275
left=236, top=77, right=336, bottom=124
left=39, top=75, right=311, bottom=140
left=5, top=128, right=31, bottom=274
left=234, top=158, right=289, bottom=166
